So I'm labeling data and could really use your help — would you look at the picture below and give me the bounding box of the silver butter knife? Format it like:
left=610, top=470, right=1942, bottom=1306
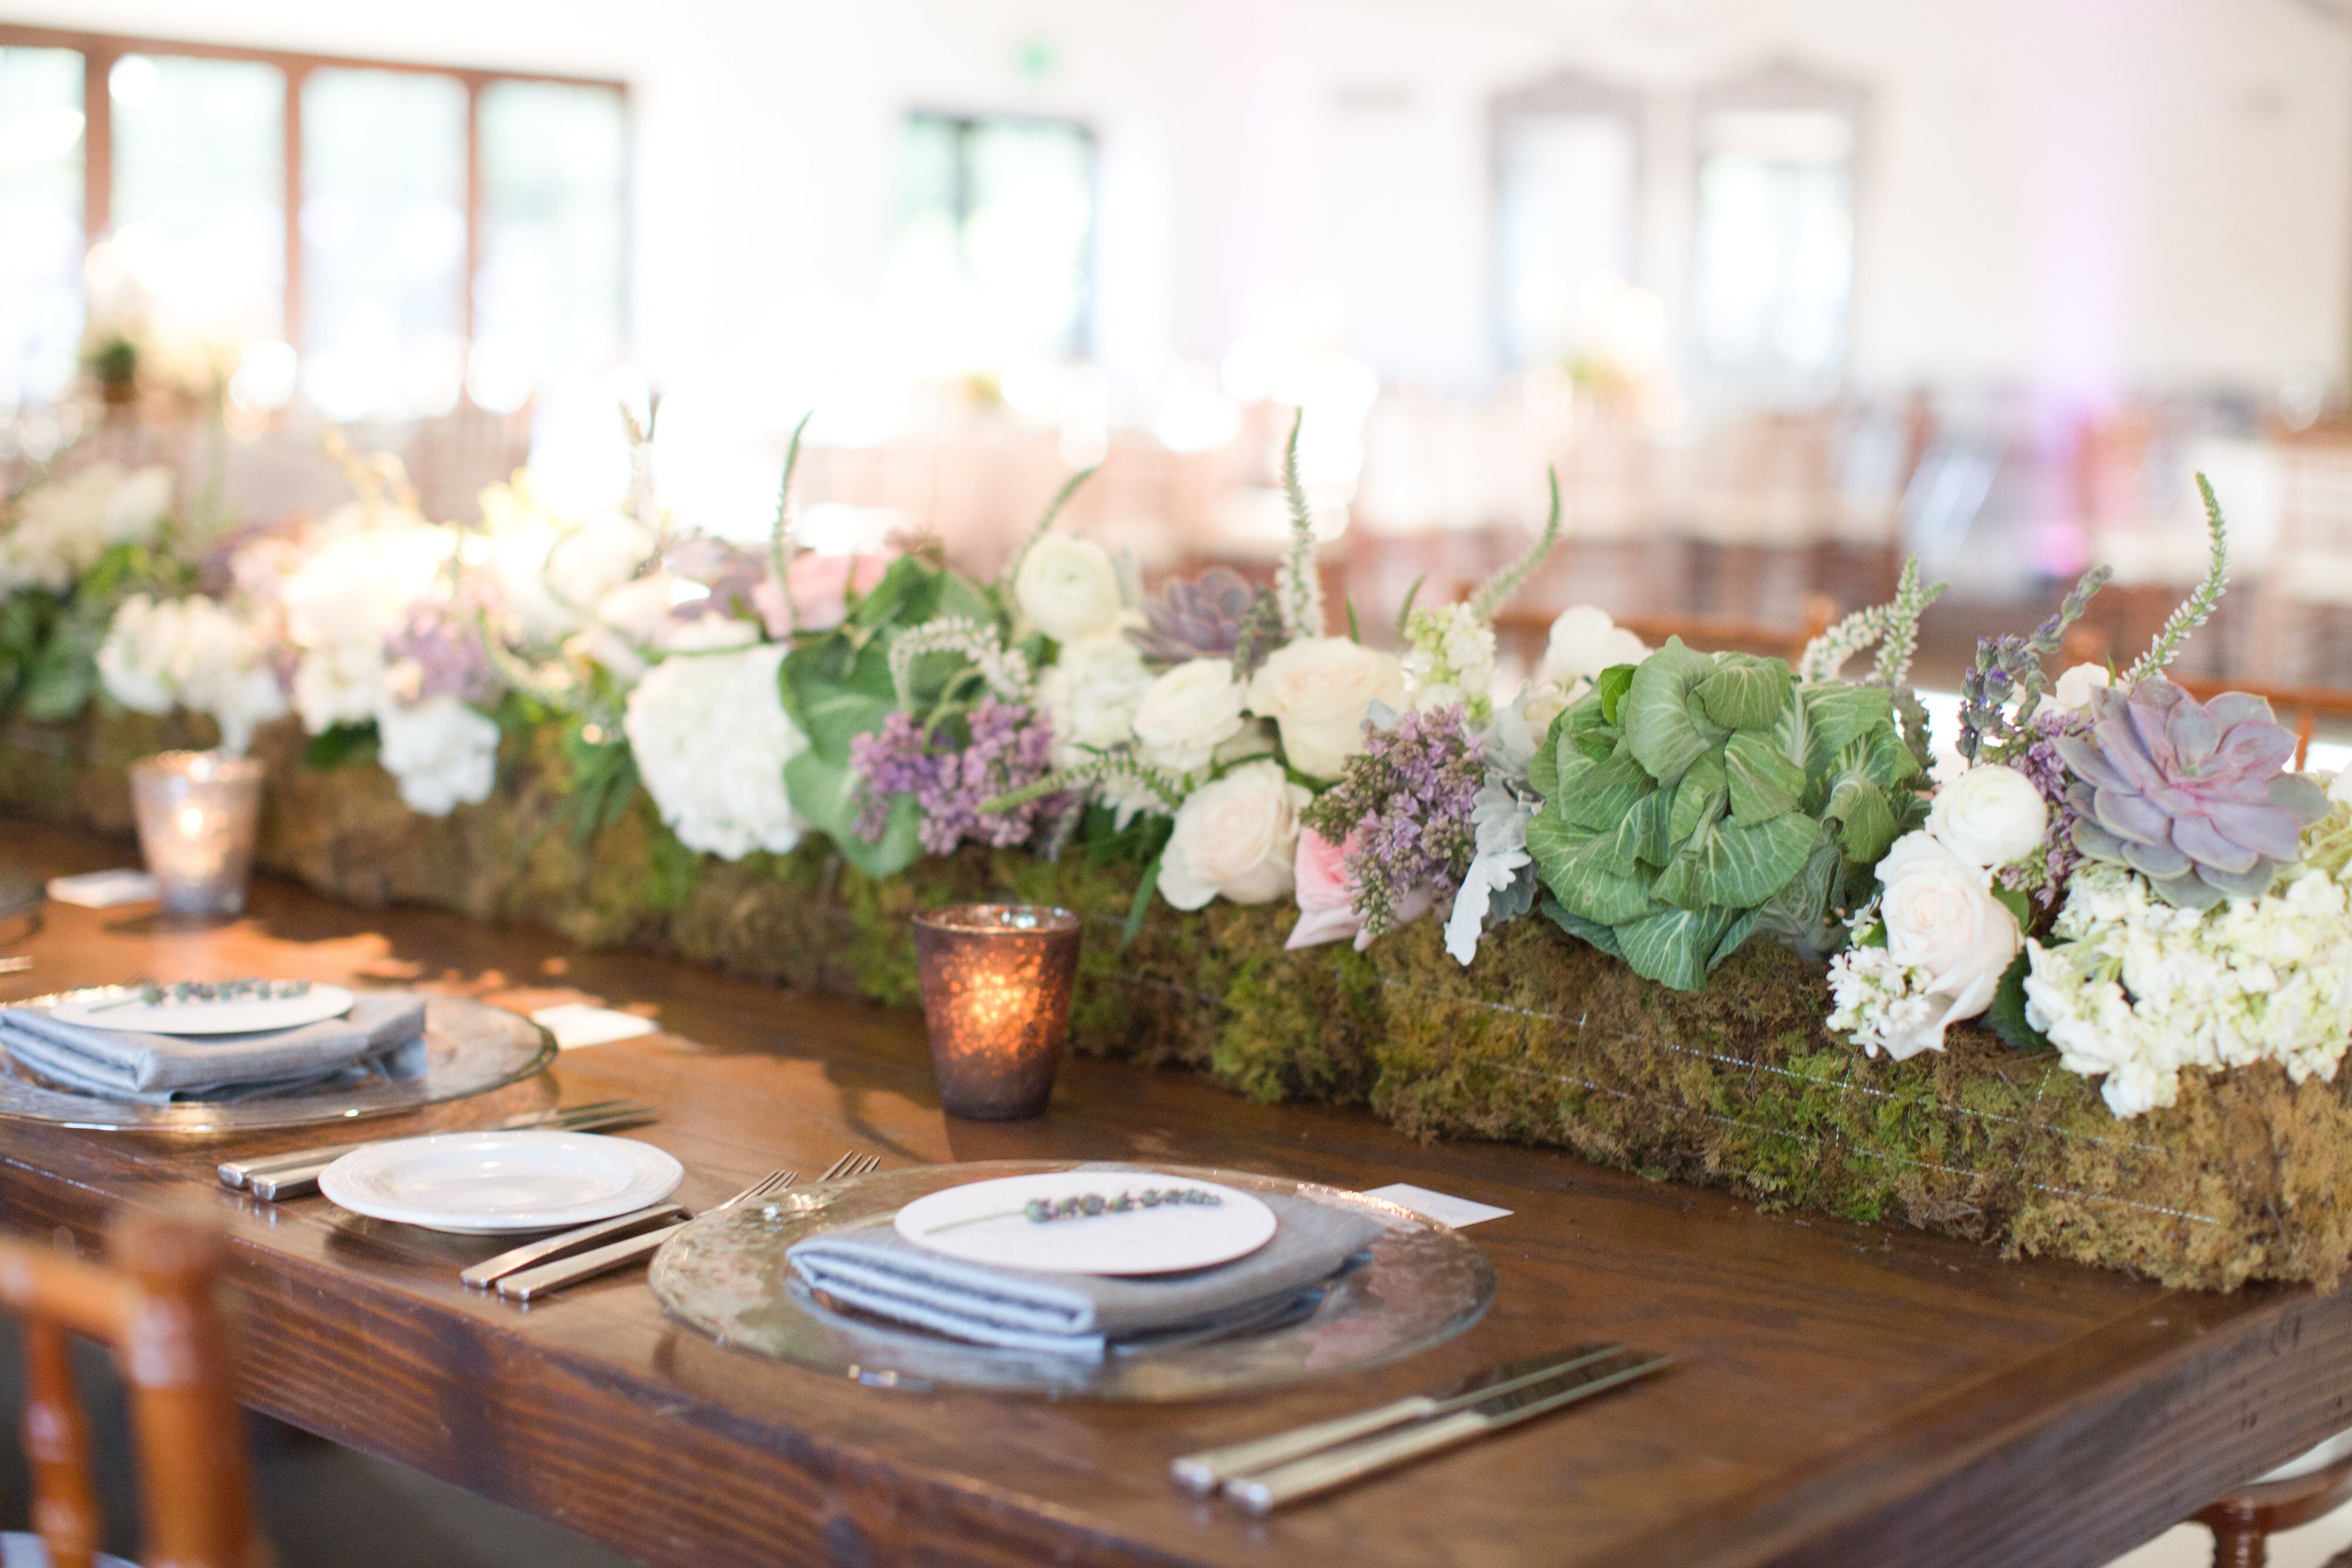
left=460, top=1203, right=687, bottom=1289
left=218, top=1099, right=637, bottom=1188
left=1172, top=1343, right=1625, bottom=1493
left=1225, top=1349, right=1672, bottom=1514
left=247, top=1103, right=657, bottom=1201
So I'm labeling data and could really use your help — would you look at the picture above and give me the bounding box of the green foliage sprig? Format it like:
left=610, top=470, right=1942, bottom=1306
left=1274, top=411, right=1325, bottom=639
left=2121, top=472, right=2228, bottom=686
left=1955, top=562, right=2112, bottom=762
left=1796, top=557, right=1945, bottom=687
left=1467, top=470, right=1562, bottom=623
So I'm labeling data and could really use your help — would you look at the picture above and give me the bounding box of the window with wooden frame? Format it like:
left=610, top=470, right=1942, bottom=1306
left=0, top=24, right=627, bottom=420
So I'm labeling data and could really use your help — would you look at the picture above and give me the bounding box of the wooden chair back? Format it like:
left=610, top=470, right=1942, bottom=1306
left=0, top=1211, right=256, bottom=1568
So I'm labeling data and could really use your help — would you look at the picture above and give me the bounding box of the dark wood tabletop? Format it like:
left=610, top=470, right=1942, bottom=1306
left=1, top=817, right=2347, bottom=1568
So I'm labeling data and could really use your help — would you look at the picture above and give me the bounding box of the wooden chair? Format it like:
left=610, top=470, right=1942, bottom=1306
left=0, top=1211, right=257, bottom=1568
left=2194, top=1445, right=2352, bottom=1567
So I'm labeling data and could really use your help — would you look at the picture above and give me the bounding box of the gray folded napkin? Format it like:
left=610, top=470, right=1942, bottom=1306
left=0, top=992, right=429, bottom=1104
left=788, top=1189, right=1385, bottom=1358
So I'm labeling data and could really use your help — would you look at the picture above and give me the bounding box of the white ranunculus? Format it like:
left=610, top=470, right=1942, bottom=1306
left=1014, top=534, right=1123, bottom=644
left=1247, top=637, right=1406, bottom=780
left=1537, top=606, right=1648, bottom=688
left=1157, top=760, right=1308, bottom=910
left=1037, top=626, right=1154, bottom=768
left=1927, top=763, right=2049, bottom=870
left=623, top=643, right=807, bottom=860
left=375, top=694, right=500, bottom=816
left=1131, top=657, right=1247, bottom=775
left=1872, top=829, right=2022, bottom=1056
left=2050, top=662, right=2112, bottom=713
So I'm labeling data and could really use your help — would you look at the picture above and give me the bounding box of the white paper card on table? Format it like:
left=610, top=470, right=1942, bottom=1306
left=529, top=1002, right=659, bottom=1051
left=46, top=871, right=158, bottom=909
left=1361, top=1183, right=1512, bottom=1228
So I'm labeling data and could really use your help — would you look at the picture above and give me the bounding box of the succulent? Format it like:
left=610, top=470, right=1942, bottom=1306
left=2054, top=676, right=2329, bottom=910
left=1127, top=567, right=1281, bottom=675
left=1526, top=638, right=1925, bottom=990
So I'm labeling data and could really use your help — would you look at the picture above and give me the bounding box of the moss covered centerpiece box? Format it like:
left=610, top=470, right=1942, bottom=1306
left=11, top=427, right=2352, bottom=1292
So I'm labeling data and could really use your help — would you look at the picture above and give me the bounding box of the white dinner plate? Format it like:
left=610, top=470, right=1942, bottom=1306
left=319, top=1130, right=683, bottom=1235
left=50, top=982, right=355, bottom=1036
left=894, top=1170, right=1278, bottom=1275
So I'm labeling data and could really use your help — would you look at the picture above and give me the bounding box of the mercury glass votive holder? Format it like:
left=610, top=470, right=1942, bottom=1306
left=911, top=904, right=1082, bottom=1119
left=129, top=751, right=265, bottom=917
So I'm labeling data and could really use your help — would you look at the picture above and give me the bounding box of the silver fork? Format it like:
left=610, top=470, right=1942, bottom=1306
left=495, top=1150, right=879, bottom=1301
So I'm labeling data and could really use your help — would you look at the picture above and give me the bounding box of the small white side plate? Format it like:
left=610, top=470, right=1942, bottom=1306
left=319, top=1131, right=683, bottom=1235
left=894, top=1171, right=1277, bottom=1275
left=50, top=983, right=356, bottom=1035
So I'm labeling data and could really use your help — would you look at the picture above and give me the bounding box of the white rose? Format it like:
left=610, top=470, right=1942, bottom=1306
left=1247, top=637, right=1406, bottom=780
left=2050, top=662, right=2111, bottom=714
left=1132, top=657, right=1247, bottom=775
left=1157, top=761, right=1308, bottom=910
left=1037, top=626, right=1153, bottom=766
left=1014, top=534, right=1122, bottom=644
left=1927, top=764, right=2049, bottom=869
left=1537, top=606, right=1648, bottom=688
left=1873, top=829, right=2022, bottom=1055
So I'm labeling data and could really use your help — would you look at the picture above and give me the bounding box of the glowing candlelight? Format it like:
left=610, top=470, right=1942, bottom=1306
left=129, top=751, right=264, bottom=917
left=911, top=905, right=1081, bottom=1120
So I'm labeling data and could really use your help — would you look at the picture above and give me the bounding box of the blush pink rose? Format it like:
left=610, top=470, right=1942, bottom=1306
left=761, top=551, right=892, bottom=635
left=1285, top=827, right=1362, bottom=950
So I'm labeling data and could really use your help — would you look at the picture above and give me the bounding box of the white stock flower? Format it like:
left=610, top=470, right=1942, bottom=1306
left=375, top=693, right=499, bottom=815
left=2050, top=663, right=2112, bottom=714
left=1868, top=829, right=2022, bottom=1056
left=1036, top=626, right=1153, bottom=770
left=1014, top=534, right=1123, bottom=644
left=1928, top=764, right=2049, bottom=870
left=98, top=594, right=289, bottom=754
left=1132, top=657, right=1247, bottom=775
left=0, top=463, right=173, bottom=592
left=1247, top=637, right=1406, bottom=779
left=623, top=643, right=807, bottom=860
left=1157, top=760, right=1308, bottom=910
left=1401, top=603, right=1498, bottom=718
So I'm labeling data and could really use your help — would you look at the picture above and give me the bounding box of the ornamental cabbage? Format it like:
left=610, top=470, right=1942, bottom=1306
left=1526, top=638, right=1924, bottom=990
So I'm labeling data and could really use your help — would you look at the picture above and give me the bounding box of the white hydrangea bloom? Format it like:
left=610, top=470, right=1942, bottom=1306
left=2024, top=861, right=2352, bottom=1118
left=374, top=694, right=500, bottom=815
left=622, top=644, right=807, bottom=860
left=277, top=508, right=455, bottom=733
left=98, top=593, right=289, bottom=753
left=1401, top=603, right=1498, bottom=720
left=0, top=463, right=173, bottom=592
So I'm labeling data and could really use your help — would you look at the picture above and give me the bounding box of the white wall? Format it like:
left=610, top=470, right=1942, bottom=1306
left=21, top=0, right=2352, bottom=402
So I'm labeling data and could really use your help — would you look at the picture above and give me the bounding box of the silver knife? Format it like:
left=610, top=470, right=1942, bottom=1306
left=1224, top=1350, right=1672, bottom=1514
left=495, top=1224, right=677, bottom=1301
left=460, top=1203, right=687, bottom=1289
left=218, top=1099, right=636, bottom=1188
left=1171, top=1343, right=1624, bottom=1493
left=247, top=1104, right=657, bottom=1201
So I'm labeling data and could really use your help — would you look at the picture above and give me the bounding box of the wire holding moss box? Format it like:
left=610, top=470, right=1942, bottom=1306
left=9, top=704, right=2352, bottom=1295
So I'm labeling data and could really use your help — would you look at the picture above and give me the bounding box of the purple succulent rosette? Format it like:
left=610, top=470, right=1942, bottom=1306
left=1302, top=703, right=1484, bottom=936
left=849, top=698, right=1065, bottom=856
left=2054, top=676, right=2330, bottom=910
left=1127, top=567, right=1282, bottom=677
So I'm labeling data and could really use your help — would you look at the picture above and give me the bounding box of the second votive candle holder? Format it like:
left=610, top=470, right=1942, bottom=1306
left=129, top=751, right=265, bottom=917
left=911, top=904, right=1082, bottom=1119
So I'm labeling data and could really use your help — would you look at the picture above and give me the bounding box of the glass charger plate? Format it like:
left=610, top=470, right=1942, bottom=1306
left=0, top=994, right=553, bottom=1133
left=648, top=1161, right=1496, bottom=1402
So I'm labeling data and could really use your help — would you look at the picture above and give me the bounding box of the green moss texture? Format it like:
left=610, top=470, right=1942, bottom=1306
left=12, top=710, right=2352, bottom=1292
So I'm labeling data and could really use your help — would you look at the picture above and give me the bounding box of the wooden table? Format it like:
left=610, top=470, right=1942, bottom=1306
left=2, top=818, right=2347, bottom=1568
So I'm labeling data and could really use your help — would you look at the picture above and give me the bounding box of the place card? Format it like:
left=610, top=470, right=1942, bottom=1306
left=46, top=870, right=159, bottom=908
left=1361, top=1183, right=1513, bottom=1228
left=529, top=1002, right=659, bottom=1051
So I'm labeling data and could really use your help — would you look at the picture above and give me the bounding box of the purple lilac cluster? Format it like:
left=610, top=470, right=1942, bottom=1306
left=385, top=598, right=501, bottom=707
left=850, top=698, right=1064, bottom=855
left=1302, top=703, right=1484, bottom=935
left=1997, top=706, right=2090, bottom=909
